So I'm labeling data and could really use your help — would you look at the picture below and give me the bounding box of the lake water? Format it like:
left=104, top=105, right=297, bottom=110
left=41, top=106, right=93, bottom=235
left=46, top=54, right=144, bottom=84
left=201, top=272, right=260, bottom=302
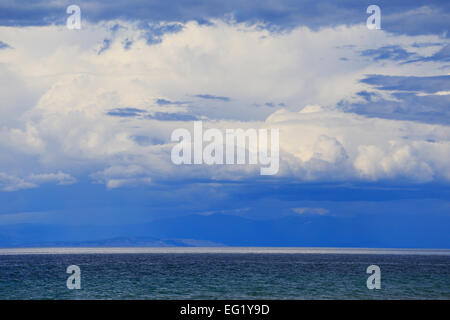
left=0, top=248, right=449, bottom=299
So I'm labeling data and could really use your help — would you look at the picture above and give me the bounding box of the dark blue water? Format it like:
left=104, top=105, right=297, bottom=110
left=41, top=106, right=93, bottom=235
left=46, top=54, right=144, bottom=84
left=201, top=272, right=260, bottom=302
left=0, top=253, right=449, bottom=299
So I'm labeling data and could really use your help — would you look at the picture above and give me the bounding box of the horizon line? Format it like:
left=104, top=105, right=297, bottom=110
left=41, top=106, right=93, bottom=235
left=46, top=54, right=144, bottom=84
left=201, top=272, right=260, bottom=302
left=1, top=247, right=450, bottom=256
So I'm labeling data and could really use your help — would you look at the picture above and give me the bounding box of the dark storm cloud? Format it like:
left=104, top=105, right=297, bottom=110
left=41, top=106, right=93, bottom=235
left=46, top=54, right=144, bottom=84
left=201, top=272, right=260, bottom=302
left=2, top=0, right=449, bottom=38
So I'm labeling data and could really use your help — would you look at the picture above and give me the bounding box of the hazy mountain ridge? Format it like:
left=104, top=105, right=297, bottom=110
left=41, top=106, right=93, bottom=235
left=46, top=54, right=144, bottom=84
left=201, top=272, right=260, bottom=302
left=0, top=213, right=449, bottom=248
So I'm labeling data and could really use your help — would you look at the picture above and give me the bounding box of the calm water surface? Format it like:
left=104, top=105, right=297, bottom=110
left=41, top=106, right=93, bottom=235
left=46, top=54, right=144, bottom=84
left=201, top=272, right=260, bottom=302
left=0, top=248, right=449, bottom=299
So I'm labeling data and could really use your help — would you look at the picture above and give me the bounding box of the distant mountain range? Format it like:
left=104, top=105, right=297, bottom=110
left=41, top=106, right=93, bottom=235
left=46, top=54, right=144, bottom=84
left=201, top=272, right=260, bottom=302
left=0, top=213, right=448, bottom=248
left=0, top=236, right=223, bottom=248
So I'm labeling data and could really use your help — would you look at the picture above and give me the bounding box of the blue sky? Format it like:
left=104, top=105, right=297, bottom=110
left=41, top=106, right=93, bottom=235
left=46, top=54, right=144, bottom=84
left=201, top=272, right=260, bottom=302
left=0, top=0, right=449, bottom=247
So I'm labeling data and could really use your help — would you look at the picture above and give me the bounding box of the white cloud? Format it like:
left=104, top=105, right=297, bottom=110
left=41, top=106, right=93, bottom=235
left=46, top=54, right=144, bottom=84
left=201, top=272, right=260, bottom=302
left=28, top=171, right=77, bottom=185
left=91, top=165, right=152, bottom=189
left=292, top=207, right=329, bottom=215
left=269, top=108, right=450, bottom=182
left=0, top=171, right=76, bottom=191
left=0, top=173, right=36, bottom=191
left=0, top=20, right=449, bottom=189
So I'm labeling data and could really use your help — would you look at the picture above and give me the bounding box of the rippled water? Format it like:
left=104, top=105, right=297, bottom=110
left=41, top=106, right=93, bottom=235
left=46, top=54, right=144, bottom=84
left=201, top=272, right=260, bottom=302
left=0, top=250, right=449, bottom=299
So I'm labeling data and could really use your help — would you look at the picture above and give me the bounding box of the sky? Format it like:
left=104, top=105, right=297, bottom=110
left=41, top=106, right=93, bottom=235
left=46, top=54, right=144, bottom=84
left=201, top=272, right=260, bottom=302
left=0, top=0, right=449, bottom=248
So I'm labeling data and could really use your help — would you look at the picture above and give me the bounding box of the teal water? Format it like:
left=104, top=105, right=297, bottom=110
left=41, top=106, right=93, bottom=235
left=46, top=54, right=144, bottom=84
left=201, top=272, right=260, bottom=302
left=0, top=249, right=449, bottom=299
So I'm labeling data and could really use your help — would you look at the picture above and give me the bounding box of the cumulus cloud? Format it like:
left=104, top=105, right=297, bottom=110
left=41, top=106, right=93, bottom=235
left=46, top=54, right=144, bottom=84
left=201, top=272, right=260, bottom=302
left=0, top=19, right=449, bottom=190
left=269, top=108, right=450, bottom=182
